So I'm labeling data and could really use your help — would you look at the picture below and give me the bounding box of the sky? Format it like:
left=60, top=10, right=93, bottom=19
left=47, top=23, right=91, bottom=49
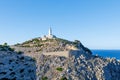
left=0, top=0, right=120, bottom=49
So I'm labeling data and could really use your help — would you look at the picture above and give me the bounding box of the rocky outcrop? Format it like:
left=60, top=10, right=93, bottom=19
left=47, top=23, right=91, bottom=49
left=0, top=37, right=120, bottom=80
left=35, top=52, right=120, bottom=80
left=0, top=45, right=36, bottom=80
left=13, top=38, right=90, bottom=55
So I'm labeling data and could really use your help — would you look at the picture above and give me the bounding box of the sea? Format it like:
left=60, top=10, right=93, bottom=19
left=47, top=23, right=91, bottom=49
left=91, top=50, right=120, bottom=60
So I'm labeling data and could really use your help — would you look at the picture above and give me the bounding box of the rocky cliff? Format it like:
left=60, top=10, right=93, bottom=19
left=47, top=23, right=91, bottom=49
left=36, top=53, right=120, bottom=80
left=0, top=45, right=36, bottom=80
left=13, top=38, right=92, bottom=55
left=0, top=38, right=120, bottom=80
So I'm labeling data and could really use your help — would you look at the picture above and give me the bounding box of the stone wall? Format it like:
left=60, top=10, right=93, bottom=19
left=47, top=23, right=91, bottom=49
left=42, top=51, right=70, bottom=57
left=42, top=50, right=81, bottom=57
left=11, top=46, right=82, bottom=58
left=23, top=50, right=82, bottom=59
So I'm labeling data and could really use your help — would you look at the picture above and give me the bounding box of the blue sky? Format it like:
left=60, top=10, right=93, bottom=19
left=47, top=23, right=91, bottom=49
left=0, top=0, right=120, bottom=49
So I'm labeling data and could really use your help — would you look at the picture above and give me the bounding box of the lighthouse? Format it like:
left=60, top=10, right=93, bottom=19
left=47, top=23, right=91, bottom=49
left=47, top=27, right=56, bottom=39
left=41, top=27, right=56, bottom=40
left=48, top=27, right=52, bottom=36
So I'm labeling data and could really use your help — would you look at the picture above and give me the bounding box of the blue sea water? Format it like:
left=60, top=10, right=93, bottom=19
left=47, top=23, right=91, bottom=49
left=91, top=50, right=120, bottom=60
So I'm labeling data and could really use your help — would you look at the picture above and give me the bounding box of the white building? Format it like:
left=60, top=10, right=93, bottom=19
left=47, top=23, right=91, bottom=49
left=42, top=27, right=56, bottom=40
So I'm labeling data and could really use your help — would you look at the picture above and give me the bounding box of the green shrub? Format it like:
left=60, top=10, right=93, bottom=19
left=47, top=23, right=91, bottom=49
left=60, top=77, right=67, bottom=80
left=15, top=43, right=20, bottom=46
left=56, top=67, right=63, bottom=71
left=3, top=43, right=8, bottom=46
left=8, top=48, right=14, bottom=51
left=33, top=38, right=39, bottom=42
left=32, top=57, right=36, bottom=62
left=0, top=43, right=14, bottom=51
left=0, top=48, right=6, bottom=51
left=17, top=51, right=23, bottom=54
left=42, top=76, right=48, bottom=80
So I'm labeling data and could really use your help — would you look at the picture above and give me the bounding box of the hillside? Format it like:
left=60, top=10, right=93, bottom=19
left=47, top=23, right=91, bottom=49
left=0, top=38, right=120, bottom=80
left=0, top=44, right=36, bottom=80
left=13, top=38, right=92, bottom=54
left=35, top=52, right=120, bottom=80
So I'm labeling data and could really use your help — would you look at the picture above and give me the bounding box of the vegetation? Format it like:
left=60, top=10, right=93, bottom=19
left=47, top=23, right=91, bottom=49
left=0, top=43, right=14, bottom=51
left=17, top=51, right=23, bottom=54
left=22, top=40, right=32, bottom=45
left=14, top=37, right=87, bottom=53
left=14, top=43, right=20, bottom=46
left=73, top=40, right=80, bottom=47
left=56, top=38, right=72, bottom=45
left=32, top=38, right=39, bottom=42
left=8, top=48, right=15, bottom=51
left=32, top=57, right=36, bottom=62
left=84, top=47, right=92, bottom=54
left=0, top=47, right=6, bottom=51
left=17, top=37, right=74, bottom=47
left=60, top=77, right=67, bottom=80
left=42, top=76, right=48, bottom=80
left=34, top=44, right=43, bottom=47
left=56, top=67, right=64, bottom=71
left=3, top=43, right=8, bottom=46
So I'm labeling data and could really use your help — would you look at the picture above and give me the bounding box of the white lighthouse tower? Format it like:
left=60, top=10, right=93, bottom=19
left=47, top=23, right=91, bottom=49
left=48, top=27, right=52, bottom=36
left=47, top=27, right=56, bottom=39
left=41, top=27, right=56, bottom=40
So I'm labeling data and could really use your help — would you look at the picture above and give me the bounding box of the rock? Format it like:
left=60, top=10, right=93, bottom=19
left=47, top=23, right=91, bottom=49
left=0, top=45, right=36, bottom=80
left=0, top=38, right=120, bottom=80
